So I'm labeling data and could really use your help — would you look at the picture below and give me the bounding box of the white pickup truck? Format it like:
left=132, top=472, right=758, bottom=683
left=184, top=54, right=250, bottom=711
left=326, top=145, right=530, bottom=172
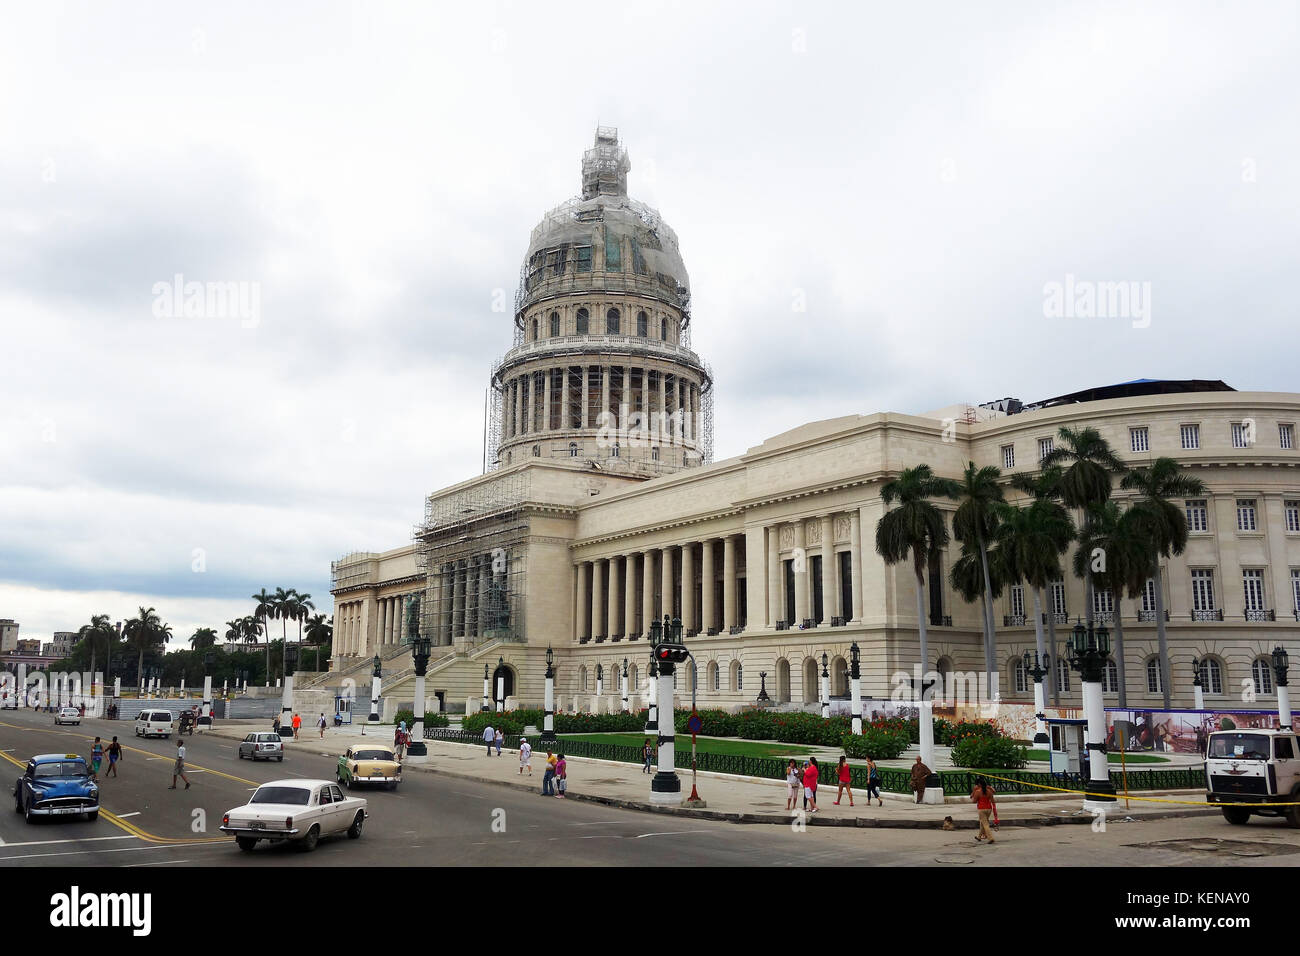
left=1205, top=728, right=1300, bottom=826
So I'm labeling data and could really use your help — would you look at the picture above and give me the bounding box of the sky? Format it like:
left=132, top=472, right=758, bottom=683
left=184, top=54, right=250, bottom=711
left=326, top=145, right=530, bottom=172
left=1, top=1, right=1297, bottom=645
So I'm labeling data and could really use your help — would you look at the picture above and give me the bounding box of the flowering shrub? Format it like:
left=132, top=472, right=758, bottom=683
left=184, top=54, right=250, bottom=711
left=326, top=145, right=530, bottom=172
left=950, top=735, right=1028, bottom=769
left=840, top=723, right=911, bottom=760
left=392, top=710, right=449, bottom=729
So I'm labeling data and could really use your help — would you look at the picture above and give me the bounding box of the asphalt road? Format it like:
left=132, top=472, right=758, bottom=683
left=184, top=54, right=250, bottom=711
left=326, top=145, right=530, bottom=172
left=3, top=707, right=1300, bottom=867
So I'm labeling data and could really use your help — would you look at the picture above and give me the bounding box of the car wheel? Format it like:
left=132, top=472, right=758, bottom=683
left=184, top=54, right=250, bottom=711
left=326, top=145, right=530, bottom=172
left=84, top=810, right=98, bottom=822
left=276, top=754, right=283, bottom=762
left=388, top=781, right=398, bottom=792
left=1222, top=806, right=1251, bottom=825
left=23, top=796, right=34, bottom=823
left=347, top=811, right=364, bottom=839
left=300, top=824, right=320, bottom=852
left=13, top=790, right=22, bottom=813
left=236, top=836, right=257, bottom=852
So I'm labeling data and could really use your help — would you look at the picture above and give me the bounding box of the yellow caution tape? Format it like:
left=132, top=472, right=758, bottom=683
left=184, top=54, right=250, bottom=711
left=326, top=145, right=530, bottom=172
left=978, top=771, right=1300, bottom=807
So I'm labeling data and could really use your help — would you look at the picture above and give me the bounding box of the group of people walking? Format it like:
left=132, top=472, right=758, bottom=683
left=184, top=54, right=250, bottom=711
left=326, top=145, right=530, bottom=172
left=480, top=725, right=569, bottom=797
left=787, top=755, right=884, bottom=812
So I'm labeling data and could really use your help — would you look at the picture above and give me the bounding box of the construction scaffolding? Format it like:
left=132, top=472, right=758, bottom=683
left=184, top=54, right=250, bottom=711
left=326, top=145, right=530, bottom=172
left=412, top=470, right=530, bottom=648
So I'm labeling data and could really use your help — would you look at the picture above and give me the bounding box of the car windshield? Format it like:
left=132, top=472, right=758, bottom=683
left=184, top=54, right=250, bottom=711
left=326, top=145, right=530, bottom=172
left=1209, top=733, right=1270, bottom=760
left=33, top=761, right=87, bottom=779
left=250, top=786, right=311, bottom=805
left=353, top=750, right=393, bottom=761
left=60, top=709, right=78, bottom=715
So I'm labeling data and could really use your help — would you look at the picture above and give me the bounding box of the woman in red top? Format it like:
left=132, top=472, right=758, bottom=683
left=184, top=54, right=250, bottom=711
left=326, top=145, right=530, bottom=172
left=833, top=755, right=854, bottom=806
left=972, top=778, right=996, bottom=843
left=802, top=757, right=820, bottom=813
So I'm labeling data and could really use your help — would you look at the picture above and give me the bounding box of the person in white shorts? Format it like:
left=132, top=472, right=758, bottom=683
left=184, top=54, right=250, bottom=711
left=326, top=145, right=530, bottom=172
left=518, top=737, right=532, bottom=775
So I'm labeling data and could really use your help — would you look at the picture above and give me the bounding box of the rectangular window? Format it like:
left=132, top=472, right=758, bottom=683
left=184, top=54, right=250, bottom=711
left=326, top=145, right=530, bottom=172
left=1232, top=422, right=1251, bottom=448
left=604, top=231, right=622, bottom=271
left=1243, top=569, right=1265, bottom=612
left=1051, top=580, right=1067, bottom=616
left=1292, top=569, right=1300, bottom=613
left=1038, top=437, right=1053, bottom=462
left=1281, top=424, right=1295, bottom=450
left=1181, top=424, right=1200, bottom=450
left=1286, top=501, right=1300, bottom=533
left=1185, top=499, right=1208, bottom=533
left=575, top=246, right=592, bottom=273
left=1009, top=584, right=1025, bottom=619
left=1001, top=444, right=1014, bottom=469
left=1014, top=662, right=1028, bottom=695
left=1092, top=587, right=1114, bottom=615
left=838, top=551, right=853, bottom=620
left=1141, top=578, right=1157, bottom=613
left=1191, top=569, right=1215, bottom=612
left=1237, top=498, right=1258, bottom=532
left=1130, top=427, right=1149, bottom=453
left=1056, top=658, right=1071, bottom=693
left=810, top=555, right=823, bottom=623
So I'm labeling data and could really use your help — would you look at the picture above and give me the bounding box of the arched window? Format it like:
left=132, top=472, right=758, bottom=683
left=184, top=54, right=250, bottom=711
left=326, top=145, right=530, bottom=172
left=1012, top=658, right=1028, bottom=694
left=709, top=662, right=719, bottom=692
left=568, top=442, right=579, bottom=457
left=1145, top=657, right=1163, bottom=695
left=661, top=317, right=668, bottom=339
left=532, top=445, right=540, bottom=457
left=611, top=443, right=619, bottom=458
left=1253, top=657, right=1275, bottom=695
left=606, top=308, right=620, bottom=335
left=637, top=311, right=648, bottom=336
left=651, top=446, right=660, bottom=462
left=1199, top=657, right=1224, bottom=695
left=579, top=666, right=588, bottom=693
left=549, top=311, right=560, bottom=337
left=1103, top=659, right=1119, bottom=694
left=1056, top=657, right=1071, bottom=693
left=576, top=308, right=589, bottom=335
left=737, top=663, right=743, bottom=692
left=532, top=318, right=538, bottom=340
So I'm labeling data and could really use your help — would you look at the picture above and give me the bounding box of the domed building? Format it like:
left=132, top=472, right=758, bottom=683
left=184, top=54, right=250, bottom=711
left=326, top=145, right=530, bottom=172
left=320, top=129, right=1300, bottom=729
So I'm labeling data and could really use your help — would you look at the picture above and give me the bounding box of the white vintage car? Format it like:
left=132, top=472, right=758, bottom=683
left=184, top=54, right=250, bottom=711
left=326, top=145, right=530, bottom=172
left=219, top=779, right=367, bottom=852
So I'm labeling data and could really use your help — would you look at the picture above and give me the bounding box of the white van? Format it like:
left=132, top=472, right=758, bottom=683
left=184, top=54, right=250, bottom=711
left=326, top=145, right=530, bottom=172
left=135, top=709, right=175, bottom=739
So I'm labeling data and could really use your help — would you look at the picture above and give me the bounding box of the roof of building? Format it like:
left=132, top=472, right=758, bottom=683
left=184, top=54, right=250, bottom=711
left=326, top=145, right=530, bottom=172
left=996, top=378, right=1236, bottom=414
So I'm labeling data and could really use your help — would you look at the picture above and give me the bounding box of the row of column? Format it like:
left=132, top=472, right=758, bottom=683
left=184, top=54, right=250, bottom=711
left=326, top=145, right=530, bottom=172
left=573, top=511, right=868, bottom=642
left=429, top=554, right=507, bottom=645
left=335, top=593, right=417, bottom=658
left=502, top=364, right=700, bottom=442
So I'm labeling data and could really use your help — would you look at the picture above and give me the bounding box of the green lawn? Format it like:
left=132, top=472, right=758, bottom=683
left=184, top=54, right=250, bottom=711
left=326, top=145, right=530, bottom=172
left=1025, top=749, right=1169, bottom=765
left=558, top=732, right=814, bottom=759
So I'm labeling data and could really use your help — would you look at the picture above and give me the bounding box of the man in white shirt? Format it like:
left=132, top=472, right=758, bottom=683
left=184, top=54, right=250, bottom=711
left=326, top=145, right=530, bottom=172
left=483, top=724, right=495, bottom=756
left=518, top=737, right=532, bottom=775
left=170, top=740, right=190, bottom=790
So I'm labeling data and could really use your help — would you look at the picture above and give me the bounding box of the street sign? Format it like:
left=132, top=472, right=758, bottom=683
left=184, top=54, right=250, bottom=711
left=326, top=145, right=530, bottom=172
left=687, top=712, right=703, bottom=735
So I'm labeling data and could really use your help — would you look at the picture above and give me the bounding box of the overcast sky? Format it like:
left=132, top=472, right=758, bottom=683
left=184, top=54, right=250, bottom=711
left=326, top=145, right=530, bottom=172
left=2, top=1, right=1297, bottom=645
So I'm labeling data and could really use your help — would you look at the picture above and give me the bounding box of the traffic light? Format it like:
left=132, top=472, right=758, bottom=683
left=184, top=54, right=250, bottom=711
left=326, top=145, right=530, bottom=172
left=656, top=643, right=689, bottom=664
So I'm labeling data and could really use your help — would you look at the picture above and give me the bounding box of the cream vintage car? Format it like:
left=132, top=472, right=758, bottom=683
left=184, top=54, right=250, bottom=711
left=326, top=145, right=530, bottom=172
left=337, top=744, right=402, bottom=790
left=220, top=779, right=367, bottom=852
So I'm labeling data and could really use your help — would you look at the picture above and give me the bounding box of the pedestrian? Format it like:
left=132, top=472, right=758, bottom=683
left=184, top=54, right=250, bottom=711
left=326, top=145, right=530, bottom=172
left=494, top=727, right=504, bottom=757
left=972, top=777, right=997, bottom=843
left=291, top=712, right=302, bottom=740
left=785, top=758, right=800, bottom=811
left=89, top=737, right=104, bottom=782
left=483, top=723, right=495, bottom=756
left=272, top=712, right=281, bottom=735
left=801, top=759, right=811, bottom=811
left=394, top=727, right=408, bottom=760
left=519, top=736, right=532, bottom=775
left=169, top=739, right=190, bottom=790
left=542, top=750, right=557, bottom=795
left=833, top=755, right=854, bottom=806
left=802, top=756, right=820, bottom=813
left=910, top=755, right=932, bottom=804
left=318, top=712, right=327, bottom=739
left=106, top=736, right=122, bottom=778
left=642, top=738, right=653, bottom=774
left=555, top=753, right=567, bottom=798
left=865, top=756, right=882, bottom=807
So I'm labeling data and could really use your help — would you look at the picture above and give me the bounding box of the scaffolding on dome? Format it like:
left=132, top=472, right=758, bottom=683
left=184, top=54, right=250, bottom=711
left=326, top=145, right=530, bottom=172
left=412, top=470, right=530, bottom=648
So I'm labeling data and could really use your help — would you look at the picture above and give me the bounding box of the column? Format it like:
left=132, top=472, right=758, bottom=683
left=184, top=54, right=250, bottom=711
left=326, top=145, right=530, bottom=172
left=581, top=366, right=590, bottom=428
left=560, top=365, right=570, bottom=431
left=600, top=364, right=610, bottom=431
left=794, top=521, right=809, bottom=625
left=499, top=384, right=511, bottom=444
left=768, top=526, right=781, bottom=626
left=850, top=510, right=864, bottom=622
left=821, top=514, right=835, bottom=624
left=543, top=367, right=552, bottom=432
left=607, top=556, right=621, bottom=638
left=514, top=377, right=523, bottom=437
left=576, top=562, right=589, bottom=641
left=682, top=542, right=695, bottom=633
left=624, top=553, right=638, bottom=641
left=642, top=549, right=655, bottom=638
left=640, top=367, right=650, bottom=433
left=658, top=368, right=667, bottom=444
left=378, top=600, right=387, bottom=653
left=662, top=545, right=675, bottom=620
left=701, top=539, right=715, bottom=634
left=723, top=535, right=737, bottom=631
left=592, top=559, right=605, bottom=640
left=441, top=565, right=454, bottom=643
left=453, top=561, right=466, bottom=638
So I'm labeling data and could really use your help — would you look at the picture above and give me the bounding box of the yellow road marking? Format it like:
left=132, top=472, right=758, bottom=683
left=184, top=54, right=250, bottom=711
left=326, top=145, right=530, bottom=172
left=980, top=771, right=1300, bottom=807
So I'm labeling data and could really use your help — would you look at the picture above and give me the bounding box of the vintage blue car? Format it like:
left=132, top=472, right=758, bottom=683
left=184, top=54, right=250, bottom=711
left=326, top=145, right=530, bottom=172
left=12, top=753, right=100, bottom=823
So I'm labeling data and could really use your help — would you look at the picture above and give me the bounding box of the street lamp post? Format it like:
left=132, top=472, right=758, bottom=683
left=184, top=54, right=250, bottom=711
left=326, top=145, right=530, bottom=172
left=1067, top=618, right=1118, bottom=812
left=1191, top=656, right=1205, bottom=711
left=542, top=646, right=556, bottom=744
left=495, top=656, right=506, bottom=712
left=649, top=615, right=684, bottom=806
left=820, top=652, right=830, bottom=719
left=621, top=658, right=629, bottom=713
left=481, top=664, right=490, bottom=712
left=368, top=654, right=382, bottom=724
left=1024, top=650, right=1050, bottom=750
left=200, top=651, right=214, bottom=731
left=408, top=602, right=431, bottom=762
left=849, top=643, right=863, bottom=734
left=1273, top=646, right=1291, bottom=729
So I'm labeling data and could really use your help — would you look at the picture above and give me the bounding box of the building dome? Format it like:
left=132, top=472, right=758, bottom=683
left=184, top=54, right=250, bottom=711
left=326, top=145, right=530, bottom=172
left=489, top=128, right=713, bottom=476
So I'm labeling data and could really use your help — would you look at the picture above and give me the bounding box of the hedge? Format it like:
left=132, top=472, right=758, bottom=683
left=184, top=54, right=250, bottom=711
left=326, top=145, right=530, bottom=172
left=950, top=735, right=1029, bottom=769
left=840, top=725, right=911, bottom=760
left=392, top=710, right=450, bottom=729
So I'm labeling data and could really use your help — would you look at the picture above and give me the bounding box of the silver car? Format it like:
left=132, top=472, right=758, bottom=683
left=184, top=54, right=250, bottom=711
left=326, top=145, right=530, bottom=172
left=237, top=732, right=284, bottom=761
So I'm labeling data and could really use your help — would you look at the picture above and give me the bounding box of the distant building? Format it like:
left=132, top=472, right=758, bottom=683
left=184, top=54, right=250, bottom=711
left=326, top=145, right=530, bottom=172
left=0, top=619, right=17, bottom=654
left=50, top=632, right=77, bottom=657
left=15, top=639, right=41, bottom=656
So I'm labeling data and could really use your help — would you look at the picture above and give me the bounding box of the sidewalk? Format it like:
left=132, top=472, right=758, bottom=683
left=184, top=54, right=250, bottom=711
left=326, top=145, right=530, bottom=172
left=206, top=722, right=1217, bottom=830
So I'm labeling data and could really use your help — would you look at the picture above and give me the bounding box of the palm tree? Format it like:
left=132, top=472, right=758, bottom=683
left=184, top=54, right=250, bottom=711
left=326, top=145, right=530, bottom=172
left=304, top=612, right=332, bottom=670
left=1073, top=501, right=1146, bottom=708
left=224, top=619, right=242, bottom=648
left=190, top=626, right=218, bottom=651
left=123, top=606, right=161, bottom=694
left=252, top=588, right=275, bottom=676
left=952, top=461, right=1005, bottom=683
left=77, top=614, right=114, bottom=694
left=1040, top=425, right=1128, bottom=629
left=1121, top=457, right=1208, bottom=708
left=289, top=591, right=315, bottom=649
left=949, top=540, right=1007, bottom=693
left=272, top=587, right=296, bottom=677
left=875, top=464, right=959, bottom=685
left=1009, top=466, right=1074, bottom=704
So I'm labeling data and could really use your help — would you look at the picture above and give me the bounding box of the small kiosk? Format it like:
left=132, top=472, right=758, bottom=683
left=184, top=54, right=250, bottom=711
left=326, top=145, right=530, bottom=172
left=333, top=695, right=354, bottom=726
left=1047, top=717, right=1089, bottom=776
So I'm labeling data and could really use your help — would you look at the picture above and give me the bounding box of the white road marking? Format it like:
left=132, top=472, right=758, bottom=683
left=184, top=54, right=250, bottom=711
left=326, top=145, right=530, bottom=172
left=568, top=821, right=622, bottom=826
left=0, top=843, right=220, bottom=862
left=634, top=831, right=714, bottom=839
left=126, top=859, right=190, bottom=866
left=0, top=835, right=136, bottom=850
left=116, top=812, right=142, bottom=819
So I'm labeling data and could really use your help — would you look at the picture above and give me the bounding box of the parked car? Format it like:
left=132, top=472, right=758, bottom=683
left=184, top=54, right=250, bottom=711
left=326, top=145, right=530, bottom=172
left=237, top=732, right=285, bottom=761
left=53, top=706, right=81, bottom=726
left=134, top=710, right=174, bottom=739
left=219, top=779, right=367, bottom=852
left=1206, top=728, right=1300, bottom=826
left=337, top=745, right=402, bottom=790
left=12, top=753, right=100, bottom=823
